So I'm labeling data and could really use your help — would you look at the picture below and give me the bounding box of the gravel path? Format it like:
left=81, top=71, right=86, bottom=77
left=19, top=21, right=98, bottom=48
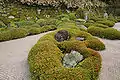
left=0, top=31, right=53, bottom=80
left=98, top=23, right=120, bottom=80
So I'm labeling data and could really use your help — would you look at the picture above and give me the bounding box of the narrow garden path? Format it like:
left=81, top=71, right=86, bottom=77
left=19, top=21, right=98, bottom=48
left=0, top=31, right=53, bottom=80
left=98, top=23, right=120, bottom=80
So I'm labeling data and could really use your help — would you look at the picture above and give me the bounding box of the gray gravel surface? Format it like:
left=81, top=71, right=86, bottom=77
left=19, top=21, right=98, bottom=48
left=98, top=23, right=120, bottom=80
left=0, top=31, right=53, bottom=80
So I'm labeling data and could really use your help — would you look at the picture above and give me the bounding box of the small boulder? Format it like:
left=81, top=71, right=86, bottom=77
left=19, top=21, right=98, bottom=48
left=8, top=16, right=15, bottom=19
left=63, top=50, right=83, bottom=68
left=54, top=30, right=69, bottom=42
left=76, top=37, right=85, bottom=41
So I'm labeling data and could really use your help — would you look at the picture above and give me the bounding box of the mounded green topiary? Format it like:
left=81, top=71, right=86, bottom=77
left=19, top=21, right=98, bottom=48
left=28, top=40, right=102, bottom=80
left=90, top=17, right=107, bottom=22
left=96, top=20, right=115, bottom=27
left=36, top=18, right=60, bottom=27
left=28, top=28, right=105, bottom=80
left=28, top=27, right=42, bottom=35
left=14, top=21, right=35, bottom=27
left=84, top=22, right=108, bottom=28
left=87, top=26, right=120, bottom=40
left=0, top=21, right=6, bottom=28
left=0, top=28, right=28, bottom=41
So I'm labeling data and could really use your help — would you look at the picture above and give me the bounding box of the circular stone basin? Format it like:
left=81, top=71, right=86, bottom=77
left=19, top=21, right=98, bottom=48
left=76, top=37, right=85, bottom=41
left=63, top=50, right=83, bottom=68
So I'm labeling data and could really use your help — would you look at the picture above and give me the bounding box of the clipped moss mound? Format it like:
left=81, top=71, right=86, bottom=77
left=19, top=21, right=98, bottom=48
left=28, top=28, right=105, bottom=80
left=0, top=25, right=57, bottom=42
left=0, top=28, right=28, bottom=42
left=84, top=22, right=108, bottom=28
left=87, top=26, right=120, bottom=40
left=96, top=20, right=115, bottom=27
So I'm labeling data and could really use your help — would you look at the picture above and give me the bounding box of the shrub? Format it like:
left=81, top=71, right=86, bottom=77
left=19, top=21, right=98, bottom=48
left=108, top=18, right=118, bottom=23
left=103, top=28, right=120, bottom=40
left=28, top=28, right=105, bottom=80
left=36, top=18, right=59, bottom=27
left=40, top=25, right=57, bottom=32
left=90, top=17, right=107, bottom=22
left=0, top=21, right=6, bottom=28
left=58, top=21, right=79, bottom=30
left=14, top=21, right=35, bottom=27
left=68, top=13, right=76, bottom=20
left=28, top=40, right=102, bottom=80
left=56, top=14, right=69, bottom=20
left=85, top=38, right=105, bottom=51
left=76, top=19, right=86, bottom=24
left=75, top=8, right=85, bottom=18
left=87, top=26, right=104, bottom=37
left=28, top=27, right=41, bottom=35
left=0, top=28, right=28, bottom=41
left=84, top=22, right=108, bottom=28
left=96, top=20, right=115, bottom=27
left=87, top=26, right=120, bottom=40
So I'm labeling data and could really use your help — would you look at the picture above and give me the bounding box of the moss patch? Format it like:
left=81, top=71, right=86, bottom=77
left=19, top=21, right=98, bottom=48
left=28, top=28, right=104, bottom=80
left=87, top=26, right=120, bottom=40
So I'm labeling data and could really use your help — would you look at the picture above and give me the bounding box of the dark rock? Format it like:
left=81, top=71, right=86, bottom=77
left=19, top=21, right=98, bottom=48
left=54, top=30, right=69, bottom=42
left=76, top=37, right=85, bottom=41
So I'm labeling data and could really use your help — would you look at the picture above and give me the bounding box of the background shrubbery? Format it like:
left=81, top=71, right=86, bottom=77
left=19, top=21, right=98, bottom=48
left=87, top=26, right=120, bottom=40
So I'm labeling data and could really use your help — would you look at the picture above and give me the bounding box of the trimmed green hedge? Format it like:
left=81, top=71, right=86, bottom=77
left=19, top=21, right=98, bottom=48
left=87, top=26, right=120, bottom=40
left=0, top=28, right=28, bottom=42
left=28, top=28, right=105, bottom=80
left=96, top=20, right=115, bottom=27
left=0, top=25, right=57, bottom=42
left=84, top=22, right=108, bottom=28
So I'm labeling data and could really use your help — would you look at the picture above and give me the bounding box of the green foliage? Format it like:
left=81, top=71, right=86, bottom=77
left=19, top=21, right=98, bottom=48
left=84, top=22, right=108, bottom=28
left=68, top=13, right=76, bottom=20
left=76, top=8, right=85, bottom=19
left=79, top=27, right=87, bottom=32
left=90, top=17, right=107, bottom=22
left=77, top=48, right=102, bottom=80
left=96, top=20, right=115, bottom=27
left=0, top=28, right=28, bottom=41
left=28, top=27, right=41, bottom=35
left=87, top=26, right=120, bottom=40
left=108, top=18, right=118, bottom=23
left=56, top=14, right=70, bottom=20
left=0, top=24, right=57, bottom=42
left=85, top=38, right=105, bottom=51
left=14, top=21, right=35, bottom=27
left=40, top=25, right=57, bottom=32
left=76, top=19, right=86, bottom=24
left=36, top=18, right=59, bottom=27
left=28, top=28, right=104, bottom=80
left=0, top=21, right=6, bottom=28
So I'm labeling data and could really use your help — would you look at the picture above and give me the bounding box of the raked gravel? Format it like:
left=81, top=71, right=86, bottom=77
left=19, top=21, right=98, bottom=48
left=0, top=31, right=53, bottom=80
left=98, top=23, right=120, bottom=80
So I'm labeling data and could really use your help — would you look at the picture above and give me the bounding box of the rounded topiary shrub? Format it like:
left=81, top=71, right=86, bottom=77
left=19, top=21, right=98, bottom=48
left=28, top=27, right=42, bottom=35
left=0, top=28, right=28, bottom=41
left=96, top=20, right=115, bottom=27
left=84, top=22, right=108, bottom=28
left=87, top=26, right=120, bottom=40
left=28, top=28, right=104, bottom=80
